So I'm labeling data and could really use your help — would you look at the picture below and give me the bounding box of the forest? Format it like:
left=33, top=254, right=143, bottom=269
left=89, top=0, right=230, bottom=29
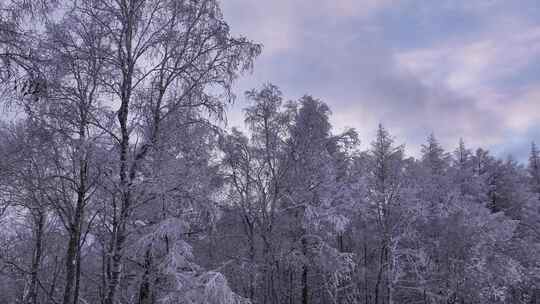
left=0, top=1, right=538, bottom=304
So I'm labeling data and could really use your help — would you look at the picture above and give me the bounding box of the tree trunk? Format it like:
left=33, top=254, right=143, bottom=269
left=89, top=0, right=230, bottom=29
left=73, top=248, right=81, bottom=304
left=374, top=244, right=386, bottom=304
left=302, top=264, right=309, bottom=304
left=105, top=75, right=133, bottom=304
left=105, top=32, right=135, bottom=303
left=62, top=231, right=76, bottom=304
left=62, top=225, right=81, bottom=304
left=138, top=248, right=154, bottom=304
left=248, top=233, right=255, bottom=300
left=364, top=242, right=369, bottom=304
left=104, top=221, right=127, bottom=304
left=62, top=191, right=84, bottom=304
left=386, top=245, right=393, bottom=304
left=301, top=238, right=309, bottom=304
left=25, top=211, right=45, bottom=304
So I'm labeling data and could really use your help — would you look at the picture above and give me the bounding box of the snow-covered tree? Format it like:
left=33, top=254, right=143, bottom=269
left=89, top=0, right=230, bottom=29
left=0, top=2, right=538, bottom=303
left=529, top=142, right=540, bottom=196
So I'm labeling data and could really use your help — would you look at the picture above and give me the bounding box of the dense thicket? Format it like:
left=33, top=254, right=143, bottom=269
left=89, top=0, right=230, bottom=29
left=0, top=1, right=538, bottom=304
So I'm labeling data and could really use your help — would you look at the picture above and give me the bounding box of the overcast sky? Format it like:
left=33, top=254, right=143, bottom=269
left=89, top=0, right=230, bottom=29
left=220, top=0, right=540, bottom=160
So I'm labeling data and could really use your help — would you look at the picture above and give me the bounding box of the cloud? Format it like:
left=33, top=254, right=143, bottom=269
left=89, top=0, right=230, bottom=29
left=221, top=0, right=397, bottom=55
left=394, top=20, right=540, bottom=151
left=221, top=0, right=540, bottom=160
left=316, top=0, right=397, bottom=18
left=396, top=25, right=540, bottom=92
left=220, top=0, right=298, bottom=54
left=497, top=86, right=540, bottom=133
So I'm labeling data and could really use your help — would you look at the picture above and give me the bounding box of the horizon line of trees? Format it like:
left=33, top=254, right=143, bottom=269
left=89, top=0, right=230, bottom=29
left=0, top=1, right=538, bottom=304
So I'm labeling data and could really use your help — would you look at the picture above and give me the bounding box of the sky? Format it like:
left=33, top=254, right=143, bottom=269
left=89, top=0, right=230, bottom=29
left=220, top=0, right=540, bottom=161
